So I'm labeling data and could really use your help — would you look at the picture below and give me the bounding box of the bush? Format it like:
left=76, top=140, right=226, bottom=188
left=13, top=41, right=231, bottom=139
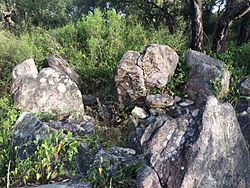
left=0, top=97, right=19, bottom=185
left=0, top=29, right=61, bottom=95
left=209, top=42, right=250, bottom=104
left=55, top=9, right=188, bottom=95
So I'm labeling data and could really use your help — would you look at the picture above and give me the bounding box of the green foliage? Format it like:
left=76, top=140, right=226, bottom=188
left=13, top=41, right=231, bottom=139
left=84, top=156, right=140, bottom=188
left=0, top=28, right=61, bottom=95
left=55, top=9, right=187, bottom=94
left=11, top=130, right=79, bottom=186
left=209, top=42, right=250, bottom=105
left=0, top=97, right=19, bottom=184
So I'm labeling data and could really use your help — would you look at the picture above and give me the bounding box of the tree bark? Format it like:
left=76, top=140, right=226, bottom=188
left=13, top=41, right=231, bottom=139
left=190, top=0, right=203, bottom=51
left=212, top=0, right=250, bottom=53
left=237, top=12, right=250, bottom=46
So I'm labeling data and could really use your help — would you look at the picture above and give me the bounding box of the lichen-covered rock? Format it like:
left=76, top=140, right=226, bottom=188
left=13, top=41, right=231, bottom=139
left=181, top=96, right=250, bottom=188
left=114, top=44, right=178, bottom=106
left=48, top=55, right=80, bottom=85
left=185, top=50, right=230, bottom=103
left=239, top=76, right=250, bottom=96
left=12, top=63, right=84, bottom=114
left=12, top=58, right=38, bottom=81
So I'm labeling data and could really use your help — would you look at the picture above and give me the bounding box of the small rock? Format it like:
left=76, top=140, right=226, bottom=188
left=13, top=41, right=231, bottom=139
left=146, top=94, right=181, bottom=108
left=179, top=99, right=194, bottom=107
left=191, top=109, right=199, bottom=117
left=132, top=106, right=149, bottom=119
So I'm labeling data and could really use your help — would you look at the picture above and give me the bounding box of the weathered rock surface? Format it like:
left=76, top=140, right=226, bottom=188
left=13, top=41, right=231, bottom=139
left=236, top=97, right=250, bottom=151
left=146, top=94, right=181, bottom=108
left=114, top=44, right=178, bottom=106
left=13, top=112, right=95, bottom=159
left=181, top=96, right=250, bottom=187
left=48, top=55, right=80, bottom=85
left=132, top=106, right=149, bottom=119
left=13, top=112, right=52, bottom=159
left=12, top=60, right=84, bottom=114
left=12, top=58, right=38, bottom=81
left=186, top=50, right=230, bottom=103
left=239, top=76, right=250, bottom=96
left=136, top=165, right=162, bottom=188
left=131, top=96, right=250, bottom=188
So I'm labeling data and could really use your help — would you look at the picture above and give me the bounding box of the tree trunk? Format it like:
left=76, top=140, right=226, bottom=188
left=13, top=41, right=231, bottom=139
left=190, top=0, right=203, bottom=51
left=212, top=1, right=250, bottom=53
left=237, top=12, right=250, bottom=46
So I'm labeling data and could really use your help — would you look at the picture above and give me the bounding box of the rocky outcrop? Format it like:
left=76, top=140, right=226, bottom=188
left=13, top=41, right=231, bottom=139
left=131, top=96, right=250, bottom=187
left=114, top=44, right=178, bottom=106
left=48, top=55, right=80, bottom=85
left=185, top=50, right=230, bottom=103
left=11, top=59, right=84, bottom=114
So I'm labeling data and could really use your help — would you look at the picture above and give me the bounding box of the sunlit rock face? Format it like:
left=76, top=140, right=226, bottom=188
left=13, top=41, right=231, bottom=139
left=114, top=44, right=179, bottom=107
left=11, top=59, right=84, bottom=114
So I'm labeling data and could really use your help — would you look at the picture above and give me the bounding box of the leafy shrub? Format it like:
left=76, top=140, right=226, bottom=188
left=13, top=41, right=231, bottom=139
left=0, top=29, right=61, bottom=95
left=209, top=42, right=250, bottom=104
left=0, top=97, right=19, bottom=185
left=55, top=9, right=187, bottom=95
left=10, top=130, right=79, bottom=186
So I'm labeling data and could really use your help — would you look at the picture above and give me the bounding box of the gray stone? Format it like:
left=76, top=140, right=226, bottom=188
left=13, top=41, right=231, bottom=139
left=47, top=118, right=95, bottom=136
left=12, top=63, right=84, bottom=114
left=236, top=97, right=250, bottom=152
left=179, top=99, right=194, bottom=107
left=13, top=112, right=53, bottom=159
left=132, top=106, right=149, bottom=119
left=239, top=76, right=250, bottom=96
left=136, top=165, right=162, bottom=188
left=48, top=55, right=80, bottom=85
left=12, top=58, right=38, bottom=82
left=114, top=44, right=178, bottom=106
left=181, top=96, right=250, bottom=188
left=185, top=50, right=230, bottom=103
left=146, top=94, right=181, bottom=108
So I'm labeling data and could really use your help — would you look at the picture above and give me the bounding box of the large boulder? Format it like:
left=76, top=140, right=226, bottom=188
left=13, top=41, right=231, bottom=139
left=181, top=96, right=250, bottom=188
left=131, top=96, right=250, bottom=187
left=114, top=44, right=178, bottom=106
left=185, top=50, right=230, bottom=103
left=11, top=59, right=84, bottom=114
left=48, top=55, right=80, bottom=85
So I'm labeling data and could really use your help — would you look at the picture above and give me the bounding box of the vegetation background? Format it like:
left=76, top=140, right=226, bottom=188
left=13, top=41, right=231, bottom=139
left=0, top=0, right=249, bottom=186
